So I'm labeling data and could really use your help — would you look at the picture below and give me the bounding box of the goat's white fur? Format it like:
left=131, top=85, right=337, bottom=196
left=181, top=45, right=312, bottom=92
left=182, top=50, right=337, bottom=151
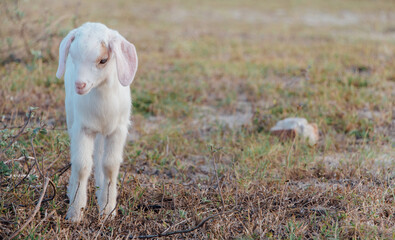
left=56, top=22, right=138, bottom=222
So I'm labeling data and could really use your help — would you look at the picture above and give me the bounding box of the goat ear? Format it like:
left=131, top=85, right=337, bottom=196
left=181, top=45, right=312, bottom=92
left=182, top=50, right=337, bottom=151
left=110, top=31, right=138, bottom=86
left=56, top=29, right=76, bottom=79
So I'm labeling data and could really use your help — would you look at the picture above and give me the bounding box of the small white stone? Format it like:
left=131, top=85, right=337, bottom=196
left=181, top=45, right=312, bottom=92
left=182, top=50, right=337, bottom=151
left=270, top=117, right=319, bottom=145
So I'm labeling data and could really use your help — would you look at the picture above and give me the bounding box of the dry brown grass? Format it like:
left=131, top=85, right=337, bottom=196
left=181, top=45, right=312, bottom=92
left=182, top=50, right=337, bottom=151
left=1, top=0, right=394, bottom=239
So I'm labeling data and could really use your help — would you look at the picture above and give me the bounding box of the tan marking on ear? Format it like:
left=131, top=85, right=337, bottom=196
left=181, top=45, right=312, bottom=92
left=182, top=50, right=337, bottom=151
left=97, top=42, right=109, bottom=68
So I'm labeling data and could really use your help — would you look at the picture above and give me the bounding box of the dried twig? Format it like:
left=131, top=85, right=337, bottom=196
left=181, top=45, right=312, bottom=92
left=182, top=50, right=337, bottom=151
left=7, top=157, right=33, bottom=192
left=4, top=156, right=34, bottom=164
left=5, top=124, right=46, bottom=192
left=8, top=177, right=50, bottom=240
left=45, top=150, right=65, bottom=173
left=285, top=137, right=296, bottom=168
left=210, top=146, right=225, bottom=209
left=161, top=208, right=217, bottom=234
left=3, top=175, right=55, bottom=208
left=1, top=108, right=33, bottom=155
left=32, top=209, right=57, bottom=232
left=30, top=137, right=44, bottom=179
left=128, top=209, right=239, bottom=239
left=52, top=163, right=71, bottom=178
left=40, top=178, right=57, bottom=205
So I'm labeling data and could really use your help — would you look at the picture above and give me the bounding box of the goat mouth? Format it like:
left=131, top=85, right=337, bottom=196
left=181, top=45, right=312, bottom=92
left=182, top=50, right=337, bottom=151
left=75, top=87, right=92, bottom=95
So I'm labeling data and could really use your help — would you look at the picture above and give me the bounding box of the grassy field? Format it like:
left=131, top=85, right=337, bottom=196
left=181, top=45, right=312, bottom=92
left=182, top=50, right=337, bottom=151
left=1, top=0, right=394, bottom=239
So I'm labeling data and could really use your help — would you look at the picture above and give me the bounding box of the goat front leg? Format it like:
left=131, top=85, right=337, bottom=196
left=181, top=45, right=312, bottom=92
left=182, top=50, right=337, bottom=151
left=66, top=127, right=95, bottom=222
left=96, top=126, right=127, bottom=217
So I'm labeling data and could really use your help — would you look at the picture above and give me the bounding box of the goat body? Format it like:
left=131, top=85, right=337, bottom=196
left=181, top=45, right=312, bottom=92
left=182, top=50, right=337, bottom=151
left=56, top=22, right=138, bottom=222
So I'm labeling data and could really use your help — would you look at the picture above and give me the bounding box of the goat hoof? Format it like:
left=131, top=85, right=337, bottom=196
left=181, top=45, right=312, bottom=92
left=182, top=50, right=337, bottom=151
left=66, top=208, right=84, bottom=222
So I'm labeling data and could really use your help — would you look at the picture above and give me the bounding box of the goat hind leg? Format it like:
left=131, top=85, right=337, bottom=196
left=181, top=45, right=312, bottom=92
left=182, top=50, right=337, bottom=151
left=97, top=127, right=127, bottom=216
left=94, top=134, right=105, bottom=208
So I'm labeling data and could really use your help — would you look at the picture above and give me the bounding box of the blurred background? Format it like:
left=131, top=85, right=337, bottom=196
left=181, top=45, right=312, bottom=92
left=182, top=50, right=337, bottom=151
left=1, top=0, right=394, bottom=145
left=2, top=0, right=395, bottom=62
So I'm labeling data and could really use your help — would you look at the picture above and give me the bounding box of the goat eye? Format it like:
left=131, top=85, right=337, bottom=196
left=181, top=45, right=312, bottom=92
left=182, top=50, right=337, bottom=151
left=99, top=58, right=108, bottom=64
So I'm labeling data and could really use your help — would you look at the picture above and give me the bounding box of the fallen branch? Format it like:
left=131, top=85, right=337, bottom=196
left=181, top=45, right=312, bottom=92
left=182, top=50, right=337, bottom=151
left=8, top=177, right=50, bottom=240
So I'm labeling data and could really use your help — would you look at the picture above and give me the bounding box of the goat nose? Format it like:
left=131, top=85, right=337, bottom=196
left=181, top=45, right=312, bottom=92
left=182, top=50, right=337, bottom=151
left=75, top=82, right=86, bottom=89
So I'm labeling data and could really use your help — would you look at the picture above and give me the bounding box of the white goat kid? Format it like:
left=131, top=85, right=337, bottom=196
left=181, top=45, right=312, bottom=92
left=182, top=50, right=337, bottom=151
left=56, top=22, right=138, bottom=222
